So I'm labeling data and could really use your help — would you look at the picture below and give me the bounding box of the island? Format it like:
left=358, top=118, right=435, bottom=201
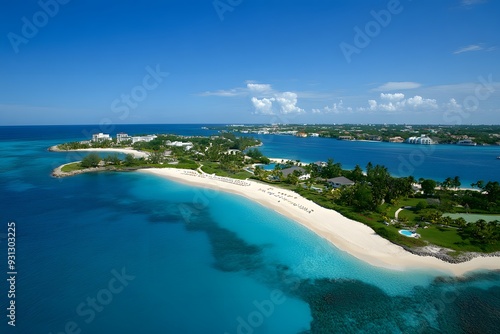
left=50, top=131, right=500, bottom=275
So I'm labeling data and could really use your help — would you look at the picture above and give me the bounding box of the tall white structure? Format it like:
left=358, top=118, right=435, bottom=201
left=131, top=135, right=157, bottom=144
left=116, top=133, right=131, bottom=143
left=405, top=135, right=434, bottom=145
left=92, top=133, right=111, bottom=142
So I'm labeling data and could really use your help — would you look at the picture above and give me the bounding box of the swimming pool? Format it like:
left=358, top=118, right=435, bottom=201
left=399, top=230, right=415, bottom=237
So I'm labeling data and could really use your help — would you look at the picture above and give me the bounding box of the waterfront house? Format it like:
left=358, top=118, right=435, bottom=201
left=92, top=133, right=111, bottom=142
left=405, top=135, right=434, bottom=145
left=389, top=136, right=405, bottom=143
left=116, top=133, right=131, bottom=143
left=327, top=176, right=355, bottom=189
left=131, top=135, right=158, bottom=144
left=281, top=166, right=310, bottom=180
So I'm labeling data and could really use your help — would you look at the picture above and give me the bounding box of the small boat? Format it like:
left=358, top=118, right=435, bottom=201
left=457, top=139, right=477, bottom=146
left=497, top=156, right=500, bottom=160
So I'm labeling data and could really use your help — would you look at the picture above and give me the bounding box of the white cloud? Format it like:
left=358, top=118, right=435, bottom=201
left=453, top=44, right=483, bottom=54
left=312, top=100, right=352, bottom=114
left=461, top=0, right=487, bottom=7
left=247, top=83, right=272, bottom=93
left=251, top=97, right=275, bottom=114
left=201, top=82, right=305, bottom=115
left=199, top=89, right=245, bottom=97
left=372, top=82, right=421, bottom=92
left=359, top=93, right=438, bottom=112
left=368, top=100, right=378, bottom=111
left=274, top=92, right=304, bottom=114
left=453, top=43, right=497, bottom=54
left=406, top=95, right=438, bottom=109
left=445, top=98, right=463, bottom=112
left=380, top=93, right=405, bottom=101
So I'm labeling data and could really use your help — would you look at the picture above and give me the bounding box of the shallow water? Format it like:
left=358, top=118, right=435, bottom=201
left=0, top=125, right=499, bottom=333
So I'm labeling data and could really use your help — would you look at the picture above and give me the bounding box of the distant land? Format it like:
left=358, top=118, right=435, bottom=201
left=211, top=124, right=500, bottom=146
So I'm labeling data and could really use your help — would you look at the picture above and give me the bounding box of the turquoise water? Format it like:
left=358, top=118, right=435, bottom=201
left=0, top=125, right=499, bottom=333
left=254, top=134, right=500, bottom=186
left=399, top=230, right=415, bottom=237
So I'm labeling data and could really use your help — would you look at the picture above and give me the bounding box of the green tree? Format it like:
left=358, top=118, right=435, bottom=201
left=421, top=179, right=437, bottom=196
left=349, top=164, right=365, bottom=182
left=80, top=153, right=101, bottom=168
left=321, top=158, right=342, bottom=178
left=104, top=154, right=121, bottom=165
left=352, top=184, right=375, bottom=211
left=124, top=154, right=137, bottom=167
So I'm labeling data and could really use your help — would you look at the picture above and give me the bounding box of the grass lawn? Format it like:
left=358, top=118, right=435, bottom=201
left=200, top=162, right=253, bottom=180
left=418, top=226, right=479, bottom=252
left=61, top=162, right=83, bottom=172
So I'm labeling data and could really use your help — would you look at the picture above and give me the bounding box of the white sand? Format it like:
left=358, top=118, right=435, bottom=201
left=139, top=168, right=500, bottom=276
left=54, top=147, right=149, bottom=158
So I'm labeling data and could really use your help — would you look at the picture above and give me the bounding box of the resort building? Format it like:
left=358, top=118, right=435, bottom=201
left=116, top=133, right=131, bottom=143
left=338, top=135, right=354, bottom=141
left=131, top=135, right=158, bottom=144
left=92, top=133, right=111, bottom=142
left=366, top=135, right=382, bottom=141
left=225, top=149, right=241, bottom=155
left=457, top=139, right=477, bottom=146
left=167, top=141, right=193, bottom=150
left=389, top=136, right=405, bottom=143
left=281, top=166, right=310, bottom=180
left=405, top=135, right=434, bottom=145
left=327, top=176, right=355, bottom=189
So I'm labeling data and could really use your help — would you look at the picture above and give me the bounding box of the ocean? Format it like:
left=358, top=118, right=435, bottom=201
left=0, top=124, right=499, bottom=333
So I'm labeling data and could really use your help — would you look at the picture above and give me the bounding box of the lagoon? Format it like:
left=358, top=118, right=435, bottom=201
left=1, top=124, right=499, bottom=333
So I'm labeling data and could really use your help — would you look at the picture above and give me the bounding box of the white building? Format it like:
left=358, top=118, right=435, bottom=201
left=166, top=141, right=193, bottom=150
left=131, top=135, right=157, bottom=144
left=92, top=133, right=111, bottom=142
left=116, top=133, right=131, bottom=143
left=327, top=176, right=355, bottom=189
left=405, top=135, right=434, bottom=145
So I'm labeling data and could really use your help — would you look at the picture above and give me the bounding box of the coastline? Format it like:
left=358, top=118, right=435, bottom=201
left=48, top=145, right=150, bottom=158
left=139, top=167, right=500, bottom=276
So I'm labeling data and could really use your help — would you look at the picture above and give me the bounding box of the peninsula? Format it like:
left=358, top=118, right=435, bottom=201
left=50, top=131, right=500, bottom=275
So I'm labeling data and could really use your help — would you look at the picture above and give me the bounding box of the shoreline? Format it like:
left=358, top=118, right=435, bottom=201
left=48, top=145, right=150, bottom=158
left=139, top=167, right=500, bottom=276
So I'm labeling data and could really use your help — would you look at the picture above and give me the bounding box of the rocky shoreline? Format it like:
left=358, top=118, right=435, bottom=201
left=51, top=163, right=111, bottom=178
left=51, top=163, right=152, bottom=178
left=403, top=245, right=500, bottom=264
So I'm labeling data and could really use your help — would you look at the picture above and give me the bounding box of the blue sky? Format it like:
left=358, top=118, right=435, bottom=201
left=1, top=0, right=499, bottom=125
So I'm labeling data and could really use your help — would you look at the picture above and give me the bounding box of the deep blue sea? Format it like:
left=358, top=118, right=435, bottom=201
left=0, top=124, right=499, bottom=333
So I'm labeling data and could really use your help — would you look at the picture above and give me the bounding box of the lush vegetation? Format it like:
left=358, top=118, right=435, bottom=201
left=215, top=124, right=500, bottom=145
left=250, top=158, right=500, bottom=253
left=55, top=132, right=500, bottom=254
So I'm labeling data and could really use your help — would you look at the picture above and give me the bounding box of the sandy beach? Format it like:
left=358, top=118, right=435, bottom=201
left=49, top=146, right=150, bottom=158
left=140, top=167, right=500, bottom=276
